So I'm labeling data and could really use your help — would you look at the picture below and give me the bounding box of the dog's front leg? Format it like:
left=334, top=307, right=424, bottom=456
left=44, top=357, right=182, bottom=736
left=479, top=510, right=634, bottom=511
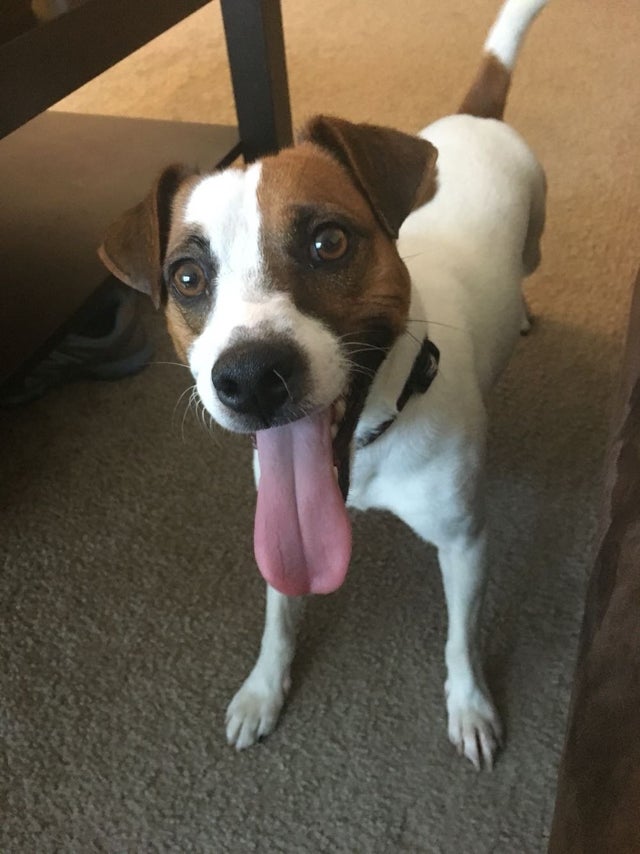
left=438, top=528, right=503, bottom=770
left=226, top=585, right=303, bottom=750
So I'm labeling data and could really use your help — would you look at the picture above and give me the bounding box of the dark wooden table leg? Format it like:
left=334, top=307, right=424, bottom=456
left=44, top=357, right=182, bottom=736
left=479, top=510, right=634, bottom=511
left=220, top=0, right=293, bottom=161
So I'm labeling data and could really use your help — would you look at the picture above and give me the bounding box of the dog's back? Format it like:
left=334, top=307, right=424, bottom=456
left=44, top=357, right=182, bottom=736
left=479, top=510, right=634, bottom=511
left=352, top=0, right=547, bottom=514
left=410, top=0, right=547, bottom=392
left=404, top=115, right=545, bottom=394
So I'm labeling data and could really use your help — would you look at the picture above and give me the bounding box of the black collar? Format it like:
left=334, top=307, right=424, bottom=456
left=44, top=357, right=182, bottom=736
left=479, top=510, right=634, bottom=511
left=356, top=337, right=440, bottom=449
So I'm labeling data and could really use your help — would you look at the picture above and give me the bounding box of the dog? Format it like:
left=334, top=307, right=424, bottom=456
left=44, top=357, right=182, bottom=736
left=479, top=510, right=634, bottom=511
left=99, top=0, right=548, bottom=770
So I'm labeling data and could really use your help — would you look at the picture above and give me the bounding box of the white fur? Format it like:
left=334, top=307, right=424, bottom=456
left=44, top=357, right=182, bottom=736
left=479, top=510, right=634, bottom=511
left=198, top=2, right=547, bottom=771
left=485, top=0, right=548, bottom=69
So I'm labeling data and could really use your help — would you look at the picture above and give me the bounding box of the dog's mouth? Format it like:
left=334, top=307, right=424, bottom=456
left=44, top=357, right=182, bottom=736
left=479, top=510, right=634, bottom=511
left=252, top=358, right=380, bottom=598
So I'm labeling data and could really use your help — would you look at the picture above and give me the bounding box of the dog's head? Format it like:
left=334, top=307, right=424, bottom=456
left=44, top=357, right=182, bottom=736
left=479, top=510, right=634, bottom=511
left=100, top=116, right=438, bottom=596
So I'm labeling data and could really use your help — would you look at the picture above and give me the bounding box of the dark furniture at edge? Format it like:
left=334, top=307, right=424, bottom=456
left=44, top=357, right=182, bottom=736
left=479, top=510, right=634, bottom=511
left=0, top=0, right=292, bottom=385
left=549, top=267, right=640, bottom=853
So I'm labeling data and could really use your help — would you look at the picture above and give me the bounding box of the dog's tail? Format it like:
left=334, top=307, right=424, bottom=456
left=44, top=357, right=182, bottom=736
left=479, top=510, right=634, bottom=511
left=459, top=0, right=548, bottom=120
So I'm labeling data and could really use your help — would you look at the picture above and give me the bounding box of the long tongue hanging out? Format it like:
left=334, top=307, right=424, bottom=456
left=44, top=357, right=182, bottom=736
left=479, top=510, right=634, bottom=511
left=254, top=409, right=352, bottom=596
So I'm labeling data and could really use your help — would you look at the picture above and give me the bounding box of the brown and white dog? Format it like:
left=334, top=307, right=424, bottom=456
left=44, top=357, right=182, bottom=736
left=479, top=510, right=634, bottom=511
left=100, top=0, right=548, bottom=769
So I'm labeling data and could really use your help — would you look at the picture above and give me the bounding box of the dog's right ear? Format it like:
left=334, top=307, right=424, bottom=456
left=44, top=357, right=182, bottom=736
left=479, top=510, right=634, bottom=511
left=98, top=164, right=195, bottom=308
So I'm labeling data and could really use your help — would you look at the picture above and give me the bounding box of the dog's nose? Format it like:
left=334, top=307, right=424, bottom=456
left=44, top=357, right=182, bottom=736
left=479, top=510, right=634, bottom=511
left=211, top=339, right=303, bottom=423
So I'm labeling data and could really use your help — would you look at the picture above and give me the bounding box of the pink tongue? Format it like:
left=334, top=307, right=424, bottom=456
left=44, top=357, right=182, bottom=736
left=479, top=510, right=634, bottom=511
left=254, top=409, right=352, bottom=596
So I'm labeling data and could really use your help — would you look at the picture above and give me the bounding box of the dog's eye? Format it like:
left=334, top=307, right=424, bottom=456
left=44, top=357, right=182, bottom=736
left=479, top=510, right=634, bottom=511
left=310, top=225, right=349, bottom=264
left=172, top=262, right=206, bottom=297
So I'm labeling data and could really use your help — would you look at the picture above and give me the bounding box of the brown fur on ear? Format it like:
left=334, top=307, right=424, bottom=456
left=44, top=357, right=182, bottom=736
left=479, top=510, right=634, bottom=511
left=298, top=116, right=438, bottom=239
left=98, top=164, right=196, bottom=308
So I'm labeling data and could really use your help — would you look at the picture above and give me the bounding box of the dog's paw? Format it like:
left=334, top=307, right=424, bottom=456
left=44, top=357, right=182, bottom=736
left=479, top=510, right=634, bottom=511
left=446, top=687, right=503, bottom=771
left=225, top=675, right=287, bottom=751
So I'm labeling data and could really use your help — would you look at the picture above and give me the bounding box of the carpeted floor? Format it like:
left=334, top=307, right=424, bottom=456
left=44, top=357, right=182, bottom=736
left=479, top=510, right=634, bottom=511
left=1, top=1, right=639, bottom=851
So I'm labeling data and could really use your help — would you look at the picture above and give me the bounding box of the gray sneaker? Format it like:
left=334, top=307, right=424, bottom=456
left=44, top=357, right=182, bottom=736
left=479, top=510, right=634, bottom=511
left=0, top=279, right=153, bottom=407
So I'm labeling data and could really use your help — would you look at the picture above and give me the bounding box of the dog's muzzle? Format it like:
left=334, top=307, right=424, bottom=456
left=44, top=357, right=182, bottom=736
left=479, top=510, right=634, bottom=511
left=210, top=338, right=309, bottom=429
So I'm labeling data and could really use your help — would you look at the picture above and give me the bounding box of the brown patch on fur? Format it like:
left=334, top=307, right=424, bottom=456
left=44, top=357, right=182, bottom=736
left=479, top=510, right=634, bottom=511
left=258, top=143, right=413, bottom=347
left=297, top=116, right=438, bottom=238
left=259, top=143, right=378, bottom=230
left=458, top=53, right=511, bottom=121
left=163, top=208, right=219, bottom=353
left=165, top=300, right=197, bottom=365
left=99, top=164, right=198, bottom=307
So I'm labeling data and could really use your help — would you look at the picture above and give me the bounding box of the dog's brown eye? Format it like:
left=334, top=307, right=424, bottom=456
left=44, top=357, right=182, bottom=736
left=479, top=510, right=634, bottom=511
left=172, top=262, right=206, bottom=297
left=310, top=225, right=349, bottom=263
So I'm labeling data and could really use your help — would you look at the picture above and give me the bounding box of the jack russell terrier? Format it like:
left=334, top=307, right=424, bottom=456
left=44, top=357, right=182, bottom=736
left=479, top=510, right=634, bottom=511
left=100, top=0, right=548, bottom=770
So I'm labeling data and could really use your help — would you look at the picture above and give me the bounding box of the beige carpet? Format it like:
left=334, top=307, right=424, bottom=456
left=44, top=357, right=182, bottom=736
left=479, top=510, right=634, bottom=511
left=2, top=1, right=639, bottom=851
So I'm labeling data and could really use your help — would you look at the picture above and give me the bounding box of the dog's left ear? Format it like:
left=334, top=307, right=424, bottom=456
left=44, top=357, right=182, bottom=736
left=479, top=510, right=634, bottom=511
left=98, top=164, right=196, bottom=308
left=298, top=115, right=438, bottom=239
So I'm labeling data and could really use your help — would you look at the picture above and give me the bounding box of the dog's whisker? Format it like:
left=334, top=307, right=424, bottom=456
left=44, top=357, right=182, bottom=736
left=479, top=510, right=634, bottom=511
left=342, top=343, right=389, bottom=355
left=403, top=329, right=423, bottom=347
left=206, top=410, right=221, bottom=444
left=180, top=392, right=193, bottom=442
left=173, top=383, right=197, bottom=425
left=343, top=340, right=387, bottom=349
left=344, top=347, right=388, bottom=357
left=273, top=369, right=293, bottom=402
left=344, top=339, right=388, bottom=349
left=406, top=318, right=467, bottom=333
left=148, top=359, right=191, bottom=370
left=199, top=400, right=210, bottom=432
left=181, top=388, right=199, bottom=442
left=347, top=363, right=376, bottom=380
left=337, top=331, right=386, bottom=345
left=197, top=403, right=223, bottom=447
left=197, top=402, right=208, bottom=434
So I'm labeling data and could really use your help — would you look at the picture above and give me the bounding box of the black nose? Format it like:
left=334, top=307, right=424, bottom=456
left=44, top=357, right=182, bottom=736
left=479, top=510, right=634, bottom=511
left=211, top=339, right=305, bottom=424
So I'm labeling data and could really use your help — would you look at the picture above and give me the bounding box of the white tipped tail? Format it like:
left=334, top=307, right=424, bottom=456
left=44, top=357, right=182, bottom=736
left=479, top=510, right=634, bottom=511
left=459, top=0, right=548, bottom=120
left=485, top=0, right=548, bottom=71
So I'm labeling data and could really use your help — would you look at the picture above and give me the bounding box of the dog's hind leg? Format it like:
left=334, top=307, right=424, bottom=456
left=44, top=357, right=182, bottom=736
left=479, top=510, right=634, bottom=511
left=226, top=585, right=304, bottom=750
left=520, top=297, right=533, bottom=335
left=437, top=527, right=503, bottom=770
left=520, top=167, right=546, bottom=336
left=522, top=167, right=546, bottom=278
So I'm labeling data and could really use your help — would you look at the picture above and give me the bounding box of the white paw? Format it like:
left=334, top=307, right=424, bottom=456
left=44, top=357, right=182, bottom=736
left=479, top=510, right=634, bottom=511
left=225, top=675, right=287, bottom=751
left=446, top=687, right=503, bottom=771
